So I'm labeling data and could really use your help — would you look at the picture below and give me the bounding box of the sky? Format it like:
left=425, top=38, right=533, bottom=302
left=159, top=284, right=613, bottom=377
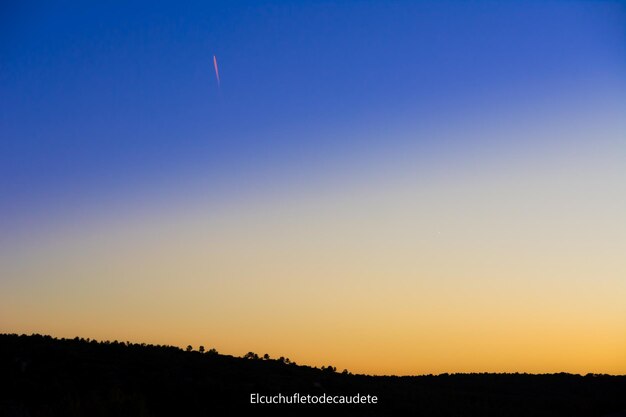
left=1, top=0, right=625, bottom=375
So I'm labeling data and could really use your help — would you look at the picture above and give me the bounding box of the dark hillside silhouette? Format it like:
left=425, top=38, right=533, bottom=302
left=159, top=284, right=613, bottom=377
left=1, top=333, right=625, bottom=416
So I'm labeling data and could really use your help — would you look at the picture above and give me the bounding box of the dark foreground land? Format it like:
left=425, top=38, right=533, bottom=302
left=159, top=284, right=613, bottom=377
left=1, top=334, right=625, bottom=417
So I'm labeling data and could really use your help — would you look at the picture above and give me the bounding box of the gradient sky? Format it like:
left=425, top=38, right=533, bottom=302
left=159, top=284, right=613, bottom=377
left=1, top=1, right=625, bottom=375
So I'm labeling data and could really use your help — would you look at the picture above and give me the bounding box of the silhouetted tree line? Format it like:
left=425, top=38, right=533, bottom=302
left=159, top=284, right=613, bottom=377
left=1, top=333, right=626, bottom=417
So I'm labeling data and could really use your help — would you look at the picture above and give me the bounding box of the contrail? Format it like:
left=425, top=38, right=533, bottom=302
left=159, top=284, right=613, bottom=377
left=213, top=55, right=220, bottom=88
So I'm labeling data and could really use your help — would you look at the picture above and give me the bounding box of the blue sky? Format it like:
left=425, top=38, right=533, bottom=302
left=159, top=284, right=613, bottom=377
left=2, top=1, right=624, bottom=233
left=2, top=1, right=626, bottom=374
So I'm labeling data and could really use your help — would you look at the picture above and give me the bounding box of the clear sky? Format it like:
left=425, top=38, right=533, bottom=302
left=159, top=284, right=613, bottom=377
left=1, top=1, right=625, bottom=375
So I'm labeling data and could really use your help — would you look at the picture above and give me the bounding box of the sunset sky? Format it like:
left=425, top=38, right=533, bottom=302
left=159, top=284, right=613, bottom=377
left=1, top=1, right=625, bottom=376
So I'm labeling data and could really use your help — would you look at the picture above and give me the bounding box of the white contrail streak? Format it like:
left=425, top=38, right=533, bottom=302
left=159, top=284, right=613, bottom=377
left=213, top=55, right=220, bottom=88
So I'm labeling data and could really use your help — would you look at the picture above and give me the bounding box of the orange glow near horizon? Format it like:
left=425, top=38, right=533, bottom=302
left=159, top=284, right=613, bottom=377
left=1, top=104, right=625, bottom=376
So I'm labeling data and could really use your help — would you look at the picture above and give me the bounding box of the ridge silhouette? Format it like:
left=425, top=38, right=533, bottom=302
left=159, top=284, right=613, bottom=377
left=1, top=333, right=625, bottom=416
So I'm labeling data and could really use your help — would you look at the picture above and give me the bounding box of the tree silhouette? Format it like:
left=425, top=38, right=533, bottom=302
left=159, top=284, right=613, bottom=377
left=243, top=352, right=259, bottom=360
left=199, top=346, right=205, bottom=353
